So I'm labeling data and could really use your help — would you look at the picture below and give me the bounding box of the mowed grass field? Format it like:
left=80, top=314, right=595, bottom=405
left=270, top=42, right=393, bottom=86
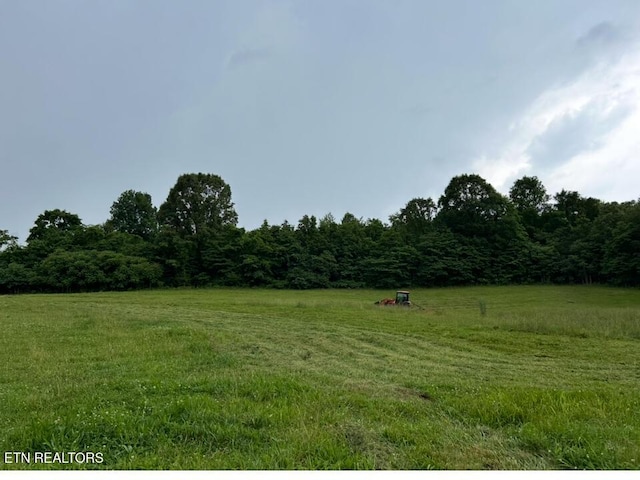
left=0, top=286, right=639, bottom=470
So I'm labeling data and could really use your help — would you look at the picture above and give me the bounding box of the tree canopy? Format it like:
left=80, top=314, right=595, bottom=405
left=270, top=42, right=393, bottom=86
left=27, top=209, right=82, bottom=243
left=1, top=172, right=638, bottom=293
left=107, top=190, right=158, bottom=240
left=158, top=173, right=237, bottom=237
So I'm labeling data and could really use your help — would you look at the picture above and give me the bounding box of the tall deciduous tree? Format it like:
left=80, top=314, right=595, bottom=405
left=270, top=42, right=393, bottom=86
left=553, top=190, right=600, bottom=225
left=108, top=190, right=158, bottom=239
left=509, top=176, right=550, bottom=213
left=158, top=173, right=238, bottom=236
left=390, top=197, right=437, bottom=240
left=509, top=176, right=550, bottom=240
left=437, top=174, right=515, bottom=238
left=27, top=209, right=82, bottom=242
left=436, top=174, right=529, bottom=283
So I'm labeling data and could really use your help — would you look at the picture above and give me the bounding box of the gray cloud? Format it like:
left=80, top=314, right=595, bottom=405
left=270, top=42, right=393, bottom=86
left=577, top=21, right=622, bottom=48
left=527, top=99, right=634, bottom=169
left=3, top=1, right=640, bottom=242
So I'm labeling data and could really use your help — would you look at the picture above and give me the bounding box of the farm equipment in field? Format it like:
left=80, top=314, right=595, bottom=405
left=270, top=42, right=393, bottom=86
left=375, top=290, right=412, bottom=307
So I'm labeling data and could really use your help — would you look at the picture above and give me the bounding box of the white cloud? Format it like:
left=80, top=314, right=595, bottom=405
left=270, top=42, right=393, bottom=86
left=473, top=40, right=640, bottom=201
left=547, top=95, right=640, bottom=201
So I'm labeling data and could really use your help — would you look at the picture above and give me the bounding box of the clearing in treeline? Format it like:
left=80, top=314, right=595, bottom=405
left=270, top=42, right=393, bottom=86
left=0, top=285, right=639, bottom=469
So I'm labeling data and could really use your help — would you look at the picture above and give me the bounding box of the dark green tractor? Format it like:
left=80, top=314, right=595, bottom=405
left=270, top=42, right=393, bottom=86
left=395, top=290, right=411, bottom=306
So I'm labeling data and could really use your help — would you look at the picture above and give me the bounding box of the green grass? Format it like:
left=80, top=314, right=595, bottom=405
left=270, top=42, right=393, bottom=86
left=0, top=285, right=639, bottom=469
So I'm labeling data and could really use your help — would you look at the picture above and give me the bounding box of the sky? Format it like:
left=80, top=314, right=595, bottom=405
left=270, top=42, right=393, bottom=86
left=2, top=0, right=640, bottom=243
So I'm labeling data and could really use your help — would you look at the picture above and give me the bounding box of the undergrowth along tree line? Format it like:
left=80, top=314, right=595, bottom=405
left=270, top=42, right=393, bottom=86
left=0, top=172, right=638, bottom=293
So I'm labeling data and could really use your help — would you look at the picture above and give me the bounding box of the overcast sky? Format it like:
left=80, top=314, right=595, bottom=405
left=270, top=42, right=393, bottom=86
left=2, top=1, right=640, bottom=242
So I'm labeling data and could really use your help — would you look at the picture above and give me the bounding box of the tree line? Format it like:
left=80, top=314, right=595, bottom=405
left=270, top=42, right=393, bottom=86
left=1, top=172, right=638, bottom=293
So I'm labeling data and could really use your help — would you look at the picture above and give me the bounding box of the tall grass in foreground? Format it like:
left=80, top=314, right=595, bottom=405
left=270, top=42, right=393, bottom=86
left=499, top=307, right=640, bottom=339
left=0, top=285, right=639, bottom=469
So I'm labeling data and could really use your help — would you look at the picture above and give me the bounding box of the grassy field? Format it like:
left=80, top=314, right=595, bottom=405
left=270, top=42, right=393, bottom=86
left=0, top=285, right=639, bottom=470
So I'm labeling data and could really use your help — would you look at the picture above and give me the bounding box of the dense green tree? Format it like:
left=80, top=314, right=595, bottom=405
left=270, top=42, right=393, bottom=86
left=27, top=209, right=82, bottom=243
left=21, top=210, right=85, bottom=265
left=359, top=222, right=418, bottom=288
left=509, top=176, right=550, bottom=240
left=553, top=190, right=600, bottom=226
left=200, top=225, right=245, bottom=286
left=276, top=215, right=338, bottom=288
left=0, top=262, right=35, bottom=293
left=436, top=174, right=532, bottom=284
left=545, top=191, right=604, bottom=283
left=363, top=218, right=386, bottom=243
left=107, top=190, right=158, bottom=239
left=238, top=225, right=277, bottom=286
left=437, top=174, right=515, bottom=238
left=2, top=171, right=638, bottom=292
left=602, top=201, right=640, bottom=286
left=151, top=228, right=196, bottom=286
left=437, top=174, right=528, bottom=263
left=158, top=173, right=237, bottom=237
left=323, top=214, right=368, bottom=287
left=415, top=229, right=464, bottom=286
left=296, top=215, right=319, bottom=250
left=72, top=225, right=107, bottom=249
left=318, top=214, right=339, bottom=255
left=39, top=250, right=105, bottom=292
left=390, top=197, right=437, bottom=240
left=39, top=250, right=162, bottom=292
left=361, top=246, right=418, bottom=288
left=97, top=230, right=152, bottom=259
left=261, top=221, right=302, bottom=287
left=415, top=230, right=488, bottom=286
left=509, top=176, right=550, bottom=213
left=286, top=250, right=338, bottom=289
